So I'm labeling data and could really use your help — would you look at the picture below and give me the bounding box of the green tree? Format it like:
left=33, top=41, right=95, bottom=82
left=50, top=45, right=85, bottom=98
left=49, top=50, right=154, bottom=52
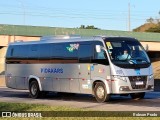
left=79, top=25, right=99, bottom=29
left=146, top=17, right=154, bottom=23
left=146, top=26, right=160, bottom=33
left=79, top=25, right=85, bottom=29
left=145, top=12, right=160, bottom=33
left=134, top=12, right=160, bottom=33
left=85, top=25, right=98, bottom=29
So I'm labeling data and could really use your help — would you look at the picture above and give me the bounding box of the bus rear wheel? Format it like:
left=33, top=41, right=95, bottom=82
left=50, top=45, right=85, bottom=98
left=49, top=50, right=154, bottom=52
left=94, top=82, right=110, bottom=103
left=29, top=81, right=41, bottom=99
left=130, top=92, right=145, bottom=100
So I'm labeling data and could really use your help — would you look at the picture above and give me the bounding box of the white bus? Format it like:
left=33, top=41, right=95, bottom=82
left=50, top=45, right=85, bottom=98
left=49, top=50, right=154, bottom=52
left=5, top=35, right=154, bottom=102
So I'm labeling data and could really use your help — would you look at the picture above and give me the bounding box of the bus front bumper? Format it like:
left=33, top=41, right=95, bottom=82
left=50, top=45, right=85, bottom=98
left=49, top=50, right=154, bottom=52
left=114, top=85, right=154, bottom=94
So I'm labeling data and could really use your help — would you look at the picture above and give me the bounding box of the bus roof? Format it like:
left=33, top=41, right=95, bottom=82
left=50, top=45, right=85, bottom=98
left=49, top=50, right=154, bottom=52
left=9, top=35, right=137, bottom=45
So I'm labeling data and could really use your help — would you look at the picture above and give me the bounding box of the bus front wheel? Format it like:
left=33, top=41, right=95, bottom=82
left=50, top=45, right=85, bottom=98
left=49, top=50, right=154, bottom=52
left=130, top=92, right=145, bottom=100
left=29, top=80, right=41, bottom=99
left=94, top=82, right=110, bottom=103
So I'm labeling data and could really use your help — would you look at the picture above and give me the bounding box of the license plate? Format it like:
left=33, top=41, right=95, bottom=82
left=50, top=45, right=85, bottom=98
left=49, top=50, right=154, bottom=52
left=136, top=81, right=143, bottom=85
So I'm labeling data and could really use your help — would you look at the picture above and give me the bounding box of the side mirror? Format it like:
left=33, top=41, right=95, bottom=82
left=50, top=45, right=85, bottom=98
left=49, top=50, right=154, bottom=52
left=96, top=45, right=101, bottom=53
left=144, top=44, right=149, bottom=52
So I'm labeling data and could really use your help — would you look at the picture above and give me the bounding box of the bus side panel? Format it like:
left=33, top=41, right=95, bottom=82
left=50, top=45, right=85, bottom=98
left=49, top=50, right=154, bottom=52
left=91, top=64, right=111, bottom=93
left=64, top=64, right=80, bottom=93
left=6, top=64, right=26, bottom=89
left=79, top=64, right=92, bottom=94
left=6, top=64, right=81, bottom=93
left=5, top=64, right=17, bottom=89
left=57, top=64, right=79, bottom=93
left=30, top=64, right=80, bottom=93
left=41, top=77, right=53, bottom=91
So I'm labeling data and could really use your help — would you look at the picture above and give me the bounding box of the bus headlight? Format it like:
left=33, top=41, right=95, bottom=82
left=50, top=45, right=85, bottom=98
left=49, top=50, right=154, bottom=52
left=149, top=74, right=154, bottom=81
left=119, top=86, right=130, bottom=91
left=113, top=76, right=127, bottom=82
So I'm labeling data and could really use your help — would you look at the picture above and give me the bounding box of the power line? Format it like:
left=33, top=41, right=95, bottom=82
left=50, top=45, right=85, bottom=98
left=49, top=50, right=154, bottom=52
left=0, top=4, right=158, bottom=17
left=0, top=3, right=157, bottom=30
left=0, top=11, right=148, bottom=21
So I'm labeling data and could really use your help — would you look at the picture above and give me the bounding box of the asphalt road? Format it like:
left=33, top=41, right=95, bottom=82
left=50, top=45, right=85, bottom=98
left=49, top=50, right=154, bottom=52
left=0, top=87, right=160, bottom=111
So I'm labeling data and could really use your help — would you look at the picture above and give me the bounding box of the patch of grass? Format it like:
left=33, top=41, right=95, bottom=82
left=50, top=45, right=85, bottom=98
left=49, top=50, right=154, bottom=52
left=0, top=102, right=159, bottom=120
left=0, top=102, right=81, bottom=111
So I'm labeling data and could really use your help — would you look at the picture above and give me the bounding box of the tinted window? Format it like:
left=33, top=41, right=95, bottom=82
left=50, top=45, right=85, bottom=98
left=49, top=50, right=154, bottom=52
left=6, top=46, right=14, bottom=58
left=96, top=50, right=106, bottom=59
left=8, top=45, right=29, bottom=58
left=64, top=43, right=78, bottom=59
left=78, top=44, right=93, bottom=62
left=12, top=45, right=20, bottom=57
left=94, top=41, right=104, bottom=59
left=39, top=44, right=52, bottom=59
left=28, top=45, right=39, bottom=59
left=18, top=45, right=29, bottom=58
left=51, top=44, right=64, bottom=59
left=93, top=41, right=109, bottom=65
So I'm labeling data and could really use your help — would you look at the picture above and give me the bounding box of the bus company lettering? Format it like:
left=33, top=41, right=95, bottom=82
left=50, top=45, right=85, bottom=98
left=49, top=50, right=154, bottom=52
left=41, top=68, right=63, bottom=74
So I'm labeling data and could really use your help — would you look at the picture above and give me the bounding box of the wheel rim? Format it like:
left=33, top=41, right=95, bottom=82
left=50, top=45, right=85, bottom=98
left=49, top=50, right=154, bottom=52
left=31, top=83, right=37, bottom=95
left=96, top=86, right=105, bottom=99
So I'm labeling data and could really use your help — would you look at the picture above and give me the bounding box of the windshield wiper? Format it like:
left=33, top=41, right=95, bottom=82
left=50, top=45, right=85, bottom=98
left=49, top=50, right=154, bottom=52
left=129, top=58, right=149, bottom=64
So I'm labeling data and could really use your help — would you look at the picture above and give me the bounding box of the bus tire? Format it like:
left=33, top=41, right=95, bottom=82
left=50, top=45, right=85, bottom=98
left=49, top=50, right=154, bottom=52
left=29, top=80, right=41, bottom=99
left=130, top=92, right=145, bottom=100
left=94, top=82, right=110, bottom=103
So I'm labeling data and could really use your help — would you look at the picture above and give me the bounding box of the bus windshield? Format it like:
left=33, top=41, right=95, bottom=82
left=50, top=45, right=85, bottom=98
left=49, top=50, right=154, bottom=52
left=104, top=38, right=151, bottom=68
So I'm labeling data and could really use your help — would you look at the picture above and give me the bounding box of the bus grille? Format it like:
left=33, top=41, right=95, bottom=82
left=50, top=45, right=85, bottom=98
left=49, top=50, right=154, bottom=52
left=128, top=76, right=147, bottom=89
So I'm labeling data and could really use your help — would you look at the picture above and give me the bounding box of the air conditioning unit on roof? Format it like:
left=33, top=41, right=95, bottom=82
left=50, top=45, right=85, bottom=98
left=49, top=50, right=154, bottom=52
left=40, top=35, right=81, bottom=41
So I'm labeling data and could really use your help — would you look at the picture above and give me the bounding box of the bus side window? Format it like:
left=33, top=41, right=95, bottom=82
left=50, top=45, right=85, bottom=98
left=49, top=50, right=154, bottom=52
left=96, top=50, right=106, bottom=59
left=28, top=45, right=39, bottom=59
left=11, top=48, right=14, bottom=57
left=39, top=44, right=52, bottom=59
left=11, top=45, right=19, bottom=57
left=19, top=45, right=29, bottom=59
left=93, top=45, right=109, bottom=65
left=51, top=44, right=64, bottom=59
left=65, top=43, right=78, bottom=60
left=6, top=46, right=14, bottom=59
left=78, top=44, right=93, bottom=63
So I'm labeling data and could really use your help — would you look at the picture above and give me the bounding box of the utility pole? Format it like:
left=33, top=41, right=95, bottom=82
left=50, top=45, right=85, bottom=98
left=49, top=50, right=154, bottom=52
left=128, top=2, right=131, bottom=31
